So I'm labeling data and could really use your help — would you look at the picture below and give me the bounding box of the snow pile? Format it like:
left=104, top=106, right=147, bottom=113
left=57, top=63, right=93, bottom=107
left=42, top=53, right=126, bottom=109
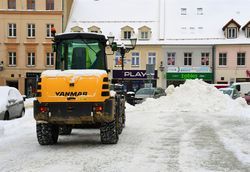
left=135, top=79, right=248, bottom=113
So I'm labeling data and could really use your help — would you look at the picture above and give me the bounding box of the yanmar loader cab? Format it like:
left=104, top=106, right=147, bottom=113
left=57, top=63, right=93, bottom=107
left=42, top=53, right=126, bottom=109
left=34, top=32, right=125, bottom=145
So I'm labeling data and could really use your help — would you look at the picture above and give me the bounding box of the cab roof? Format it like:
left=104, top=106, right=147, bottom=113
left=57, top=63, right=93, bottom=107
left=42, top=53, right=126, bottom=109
left=55, top=32, right=107, bottom=43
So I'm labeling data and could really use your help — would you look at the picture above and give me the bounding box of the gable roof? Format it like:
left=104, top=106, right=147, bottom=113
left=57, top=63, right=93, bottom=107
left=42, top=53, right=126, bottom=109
left=242, top=21, right=250, bottom=31
left=222, top=19, right=241, bottom=31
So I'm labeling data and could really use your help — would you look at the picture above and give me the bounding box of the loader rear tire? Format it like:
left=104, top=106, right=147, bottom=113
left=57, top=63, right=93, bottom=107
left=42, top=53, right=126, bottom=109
left=36, top=123, right=59, bottom=145
left=100, top=120, right=118, bottom=144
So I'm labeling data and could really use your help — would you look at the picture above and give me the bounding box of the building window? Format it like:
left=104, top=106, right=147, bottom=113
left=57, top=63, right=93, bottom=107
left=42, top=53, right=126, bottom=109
left=27, top=24, right=35, bottom=38
left=27, top=0, right=35, bottom=10
left=27, top=52, right=35, bottom=66
left=46, top=0, right=54, bottom=10
left=131, top=52, right=140, bottom=66
left=201, top=53, right=209, bottom=66
left=8, top=52, right=16, bottom=66
left=197, top=8, right=203, bottom=15
left=148, top=52, right=156, bottom=65
left=181, top=8, right=187, bottom=15
left=46, top=52, right=54, bottom=66
left=219, top=53, right=227, bottom=66
left=141, top=32, right=148, bottom=39
left=8, top=23, right=16, bottom=37
left=227, top=27, right=237, bottom=39
left=46, top=24, right=54, bottom=37
left=247, top=28, right=250, bottom=38
left=114, top=52, right=122, bottom=66
left=124, top=31, right=131, bottom=39
left=184, top=53, right=192, bottom=66
left=237, top=53, right=245, bottom=66
left=8, top=0, right=16, bottom=9
left=167, top=52, right=176, bottom=65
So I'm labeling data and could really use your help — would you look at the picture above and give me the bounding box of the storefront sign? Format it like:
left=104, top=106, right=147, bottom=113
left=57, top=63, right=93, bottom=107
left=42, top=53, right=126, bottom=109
left=167, top=66, right=211, bottom=73
left=113, top=70, right=158, bottom=79
left=166, top=73, right=212, bottom=80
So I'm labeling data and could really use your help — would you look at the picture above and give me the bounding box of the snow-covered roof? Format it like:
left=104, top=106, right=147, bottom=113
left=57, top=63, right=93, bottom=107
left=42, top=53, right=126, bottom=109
left=41, top=70, right=107, bottom=78
left=66, top=0, right=250, bottom=45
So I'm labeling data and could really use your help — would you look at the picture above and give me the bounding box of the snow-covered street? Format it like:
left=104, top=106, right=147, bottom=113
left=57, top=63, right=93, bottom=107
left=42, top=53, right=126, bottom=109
left=1, top=80, right=250, bottom=172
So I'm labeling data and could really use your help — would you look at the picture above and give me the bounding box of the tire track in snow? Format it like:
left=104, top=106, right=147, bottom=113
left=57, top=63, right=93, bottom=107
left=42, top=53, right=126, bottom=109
left=179, top=115, right=250, bottom=172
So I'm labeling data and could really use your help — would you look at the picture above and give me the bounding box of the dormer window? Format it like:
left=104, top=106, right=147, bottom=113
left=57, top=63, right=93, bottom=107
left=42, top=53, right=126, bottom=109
left=247, top=28, right=250, bottom=38
left=138, top=26, right=151, bottom=40
left=197, top=8, right=203, bottom=15
left=181, top=8, right=187, bottom=15
left=121, top=26, right=134, bottom=40
left=124, top=31, right=131, bottom=39
left=71, top=26, right=83, bottom=32
left=227, top=27, right=237, bottom=39
left=88, top=26, right=101, bottom=33
left=222, top=19, right=241, bottom=39
left=242, top=21, right=250, bottom=38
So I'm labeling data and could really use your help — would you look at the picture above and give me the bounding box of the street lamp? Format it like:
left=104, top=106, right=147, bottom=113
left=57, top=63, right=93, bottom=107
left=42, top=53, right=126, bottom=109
left=107, top=35, right=137, bottom=91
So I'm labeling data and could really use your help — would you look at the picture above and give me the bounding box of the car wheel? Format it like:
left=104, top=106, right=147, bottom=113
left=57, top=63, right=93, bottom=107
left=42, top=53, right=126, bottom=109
left=18, top=109, right=25, bottom=118
left=4, top=111, right=9, bottom=120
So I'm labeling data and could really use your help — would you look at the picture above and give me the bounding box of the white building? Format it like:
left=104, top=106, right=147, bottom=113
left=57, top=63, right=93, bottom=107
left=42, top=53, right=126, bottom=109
left=66, top=0, right=250, bottom=90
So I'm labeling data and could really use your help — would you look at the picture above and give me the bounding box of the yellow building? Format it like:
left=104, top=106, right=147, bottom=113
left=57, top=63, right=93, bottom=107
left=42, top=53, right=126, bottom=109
left=0, top=0, right=72, bottom=95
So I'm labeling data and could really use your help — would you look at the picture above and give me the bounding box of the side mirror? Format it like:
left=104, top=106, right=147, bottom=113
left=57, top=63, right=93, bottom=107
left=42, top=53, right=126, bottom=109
left=22, top=95, right=27, bottom=101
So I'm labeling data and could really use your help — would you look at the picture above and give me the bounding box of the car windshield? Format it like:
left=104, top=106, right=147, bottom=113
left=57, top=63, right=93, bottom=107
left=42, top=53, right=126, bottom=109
left=56, top=39, right=105, bottom=70
left=136, top=88, right=155, bottom=95
left=220, top=89, right=232, bottom=96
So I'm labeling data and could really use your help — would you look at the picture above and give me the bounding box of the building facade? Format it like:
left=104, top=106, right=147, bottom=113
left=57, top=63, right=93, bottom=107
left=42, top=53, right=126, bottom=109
left=65, top=0, right=250, bottom=92
left=0, top=0, right=73, bottom=96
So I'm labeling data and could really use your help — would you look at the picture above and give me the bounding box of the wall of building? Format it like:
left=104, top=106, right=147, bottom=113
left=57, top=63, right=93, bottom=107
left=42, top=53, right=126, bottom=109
left=0, top=0, right=63, bottom=95
left=215, top=45, right=250, bottom=83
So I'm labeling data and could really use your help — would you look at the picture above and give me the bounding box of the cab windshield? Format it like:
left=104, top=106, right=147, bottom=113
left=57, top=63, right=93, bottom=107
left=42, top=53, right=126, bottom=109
left=56, top=39, right=105, bottom=70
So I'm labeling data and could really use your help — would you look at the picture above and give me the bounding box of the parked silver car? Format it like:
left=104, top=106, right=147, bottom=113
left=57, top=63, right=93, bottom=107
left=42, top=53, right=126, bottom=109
left=134, top=87, right=166, bottom=104
left=0, top=86, right=25, bottom=120
left=219, top=87, right=241, bottom=99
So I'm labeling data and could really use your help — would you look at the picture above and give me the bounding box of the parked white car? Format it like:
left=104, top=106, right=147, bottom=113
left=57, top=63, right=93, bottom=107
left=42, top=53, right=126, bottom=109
left=0, top=86, right=25, bottom=120
left=230, top=82, right=250, bottom=97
